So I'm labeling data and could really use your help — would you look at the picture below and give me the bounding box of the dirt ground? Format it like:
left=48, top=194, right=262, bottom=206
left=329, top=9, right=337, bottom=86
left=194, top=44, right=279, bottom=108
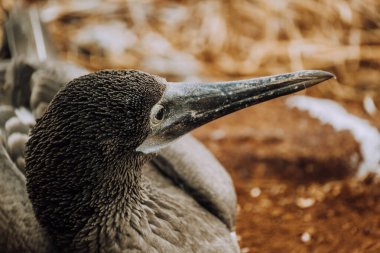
left=193, top=96, right=380, bottom=253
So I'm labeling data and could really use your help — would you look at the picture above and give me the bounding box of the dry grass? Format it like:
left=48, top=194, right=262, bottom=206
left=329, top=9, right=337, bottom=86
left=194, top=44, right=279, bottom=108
left=2, top=0, right=379, bottom=102
left=35, top=0, right=380, bottom=105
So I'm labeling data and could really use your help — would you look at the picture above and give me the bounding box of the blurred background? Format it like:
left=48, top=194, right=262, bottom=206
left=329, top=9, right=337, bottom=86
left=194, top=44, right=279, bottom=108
left=1, top=0, right=380, bottom=252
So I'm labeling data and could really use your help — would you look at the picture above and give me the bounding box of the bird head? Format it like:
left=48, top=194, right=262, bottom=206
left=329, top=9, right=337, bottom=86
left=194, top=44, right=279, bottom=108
left=29, top=69, right=333, bottom=157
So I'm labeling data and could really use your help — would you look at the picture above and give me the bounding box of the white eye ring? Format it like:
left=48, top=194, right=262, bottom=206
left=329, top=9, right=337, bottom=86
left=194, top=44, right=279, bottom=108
left=150, top=104, right=165, bottom=125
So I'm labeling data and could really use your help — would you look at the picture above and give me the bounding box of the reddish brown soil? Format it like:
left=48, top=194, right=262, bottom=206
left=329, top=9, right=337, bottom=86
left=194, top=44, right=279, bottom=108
left=193, top=94, right=380, bottom=253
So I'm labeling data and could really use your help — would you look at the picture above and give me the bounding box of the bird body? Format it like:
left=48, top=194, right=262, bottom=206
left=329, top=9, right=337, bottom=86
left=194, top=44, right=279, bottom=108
left=0, top=143, right=53, bottom=252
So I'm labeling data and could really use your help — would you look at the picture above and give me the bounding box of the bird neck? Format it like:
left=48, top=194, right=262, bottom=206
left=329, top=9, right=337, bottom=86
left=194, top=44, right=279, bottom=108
left=26, top=138, right=151, bottom=249
left=89, top=152, right=145, bottom=209
left=69, top=153, right=149, bottom=250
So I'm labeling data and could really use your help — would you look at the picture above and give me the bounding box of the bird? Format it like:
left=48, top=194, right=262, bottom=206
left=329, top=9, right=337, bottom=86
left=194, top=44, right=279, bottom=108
left=25, top=69, right=333, bottom=253
left=0, top=5, right=334, bottom=253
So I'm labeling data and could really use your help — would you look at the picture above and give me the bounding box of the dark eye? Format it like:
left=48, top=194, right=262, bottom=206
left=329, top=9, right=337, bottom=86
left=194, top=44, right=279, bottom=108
left=155, top=107, right=165, bottom=121
left=151, top=105, right=165, bottom=124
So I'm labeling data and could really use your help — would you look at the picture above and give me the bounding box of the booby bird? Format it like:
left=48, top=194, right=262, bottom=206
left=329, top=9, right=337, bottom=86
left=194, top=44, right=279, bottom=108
left=0, top=5, right=334, bottom=253
left=24, top=69, right=332, bottom=252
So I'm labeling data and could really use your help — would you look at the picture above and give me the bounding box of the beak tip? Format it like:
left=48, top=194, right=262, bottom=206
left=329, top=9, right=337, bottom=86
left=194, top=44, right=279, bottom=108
left=323, top=71, right=336, bottom=80
left=290, top=70, right=335, bottom=90
left=297, top=70, right=335, bottom=85
left=312, top=70, right=336, bottom=81
left=300, top=69, right=333, bottom=77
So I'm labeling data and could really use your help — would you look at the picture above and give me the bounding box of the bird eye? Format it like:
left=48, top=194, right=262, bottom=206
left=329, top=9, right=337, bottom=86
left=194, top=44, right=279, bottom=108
left=151, top=105, right=165, bottom=125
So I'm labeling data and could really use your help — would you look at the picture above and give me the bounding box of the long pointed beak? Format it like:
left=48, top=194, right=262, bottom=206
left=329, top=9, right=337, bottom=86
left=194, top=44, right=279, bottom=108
left=137, top=70, right=334, bottom=153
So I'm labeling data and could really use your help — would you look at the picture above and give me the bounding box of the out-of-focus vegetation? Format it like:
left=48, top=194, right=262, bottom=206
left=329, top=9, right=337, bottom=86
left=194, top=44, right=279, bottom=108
left=1, top=1, right=379, bottom=104
left=36, top=0, right=380, bottom=106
